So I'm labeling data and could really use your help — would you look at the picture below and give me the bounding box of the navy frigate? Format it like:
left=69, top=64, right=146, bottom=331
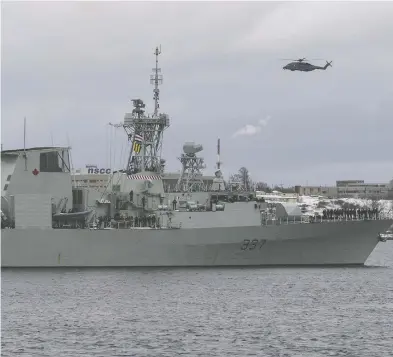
left=1, top=47, right=392, bottom=267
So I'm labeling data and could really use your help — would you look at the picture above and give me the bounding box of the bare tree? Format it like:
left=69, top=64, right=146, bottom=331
left=230, top=167, right=253, bottom=191
left=255, top=181, right=270, bottom=191
left=238, top=167, right=252, bottom=191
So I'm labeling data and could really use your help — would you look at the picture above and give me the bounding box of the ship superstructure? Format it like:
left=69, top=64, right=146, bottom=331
left=1, top=47, right=393, bottom=268
left=123, top=47, right=169, bottom=175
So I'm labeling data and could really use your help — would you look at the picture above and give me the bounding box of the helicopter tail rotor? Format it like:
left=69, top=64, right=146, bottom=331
left=324, top=61, right=333, bottom=69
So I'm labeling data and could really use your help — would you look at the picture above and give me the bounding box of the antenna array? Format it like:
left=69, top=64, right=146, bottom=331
left=122, top=46, right=170, bottom=175
left=150, top=45, right=163, bottom=117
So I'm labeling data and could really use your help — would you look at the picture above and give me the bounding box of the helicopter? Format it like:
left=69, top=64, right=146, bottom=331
left=282, top=58, right=332, bottom=72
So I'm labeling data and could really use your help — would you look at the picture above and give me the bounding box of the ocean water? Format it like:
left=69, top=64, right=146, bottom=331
left=2, top=242, right=393, bottom=357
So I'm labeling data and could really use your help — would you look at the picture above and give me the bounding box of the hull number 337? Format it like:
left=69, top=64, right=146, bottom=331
left=241, top=239, right=267, bottom=250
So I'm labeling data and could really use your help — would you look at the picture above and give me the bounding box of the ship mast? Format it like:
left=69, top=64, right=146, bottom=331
left=152, top=45, right=162, bottom=117
left=122, top=46, right=170, bottom=175
left=24, top=117, right=27, bottom=171
left=216, top=138, right=221, bottom=170
left=212, top=138, right=226, bottom=191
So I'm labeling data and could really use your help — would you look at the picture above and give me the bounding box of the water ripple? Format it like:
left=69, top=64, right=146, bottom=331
left=2, top=242, right=393, bottom=356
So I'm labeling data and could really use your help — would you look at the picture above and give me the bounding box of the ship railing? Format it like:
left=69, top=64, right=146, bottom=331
left=111, top=220, right=160, bottom=229
left=261, top=215, right=390, bottom=226
left=98, top=220, right=183, bottom=230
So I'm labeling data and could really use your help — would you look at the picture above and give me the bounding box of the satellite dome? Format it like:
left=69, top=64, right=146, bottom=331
left=183, top=142, right=203, bottom=155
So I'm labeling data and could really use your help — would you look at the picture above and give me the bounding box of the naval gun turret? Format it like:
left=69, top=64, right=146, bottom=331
left=175, top=142, right=206, bottom=192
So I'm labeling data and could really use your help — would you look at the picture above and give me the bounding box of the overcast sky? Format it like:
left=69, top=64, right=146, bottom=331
left=2, top=1, right=393, bottom=186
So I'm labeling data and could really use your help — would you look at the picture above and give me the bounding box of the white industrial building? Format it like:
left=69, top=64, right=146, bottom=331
left=294, top=185, right=338, bottom=197
left=336, top=180, right=391, bottom=199
left=294, top=178, right=393, bottom=199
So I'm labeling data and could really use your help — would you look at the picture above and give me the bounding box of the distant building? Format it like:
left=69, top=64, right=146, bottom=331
left=71, top=167, right=111, bottom=190
left=336, top=180, right=390, bottom=199
left=294, top=185, right=337, bottom=197
left=70, top=168, right=216, bottom=193
left=295, top=180, right=392, bottom=199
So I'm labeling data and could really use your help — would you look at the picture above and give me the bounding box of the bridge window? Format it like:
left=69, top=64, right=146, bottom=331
left=7, top=175, right=11, bottom=181
left=39, top=150, right=70, bottom=173
left=40, top=151, right=63, bottom=172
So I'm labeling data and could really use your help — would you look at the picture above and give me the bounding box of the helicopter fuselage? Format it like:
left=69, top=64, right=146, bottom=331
left=283, top=62, right=319, bottom=71
left=283, top=60, right=332, bottom=72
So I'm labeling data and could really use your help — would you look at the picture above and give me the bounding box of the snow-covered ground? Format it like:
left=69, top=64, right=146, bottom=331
left=297, top=195, right=393, bottom=219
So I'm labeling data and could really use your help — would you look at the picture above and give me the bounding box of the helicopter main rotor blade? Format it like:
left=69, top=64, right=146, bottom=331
left=280, top=58, right=307, bottom=61
left=280, top=58, right=327, bottom=61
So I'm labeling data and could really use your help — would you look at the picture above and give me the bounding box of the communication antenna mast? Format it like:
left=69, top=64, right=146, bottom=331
left=23, top=117, right=27, bottom=171
left=151, top=45, right=163, bottom=117
left=212, top=138, right=226, bottom=191
left=216, top=138, right=222, bottom=170
left=122, top=46, right=170, bottom=174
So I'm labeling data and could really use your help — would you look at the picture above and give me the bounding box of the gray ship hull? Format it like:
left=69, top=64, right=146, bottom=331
left=1, top=219, right=392, bottom=267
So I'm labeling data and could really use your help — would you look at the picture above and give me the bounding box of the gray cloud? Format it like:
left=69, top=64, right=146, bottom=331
left=2, top=1, right=393, bottom=186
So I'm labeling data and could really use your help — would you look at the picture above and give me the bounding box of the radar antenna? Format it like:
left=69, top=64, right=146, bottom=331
left=122, top=46, right=170, bottom=175
left=176, top=143, right=206, bottom=192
